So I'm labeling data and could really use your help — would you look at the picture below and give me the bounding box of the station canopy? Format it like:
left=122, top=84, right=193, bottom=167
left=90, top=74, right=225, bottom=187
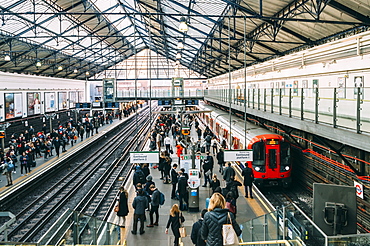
left=0, top=0, right=369, bottom=80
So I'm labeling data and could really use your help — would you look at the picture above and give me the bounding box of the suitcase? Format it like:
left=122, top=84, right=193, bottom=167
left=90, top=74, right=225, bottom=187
left=206, top=198, right=210, bottom=209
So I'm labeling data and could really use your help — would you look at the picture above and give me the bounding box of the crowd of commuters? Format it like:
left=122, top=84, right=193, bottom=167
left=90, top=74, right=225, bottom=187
left=0, top=108, right=137, bottom=187
left=115, top=111, right=255, bottom=246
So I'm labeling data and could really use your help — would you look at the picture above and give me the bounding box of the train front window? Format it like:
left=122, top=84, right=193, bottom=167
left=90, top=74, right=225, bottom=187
left=269, top=149, right=277, bottom=169
left=280, top=142, right=290, bottom=166
left=253, top=141, right=265, bottom=166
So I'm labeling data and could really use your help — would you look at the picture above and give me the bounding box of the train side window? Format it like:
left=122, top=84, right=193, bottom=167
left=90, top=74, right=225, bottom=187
left=280, top=142, right=290, bottom=166
left=253, top=141, right=265, bottom=166
left=269, top=149, right=277, bottom=169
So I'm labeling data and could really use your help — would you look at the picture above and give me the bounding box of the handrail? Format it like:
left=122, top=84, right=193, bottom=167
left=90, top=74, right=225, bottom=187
left=239, top=239, right=302, bottom=245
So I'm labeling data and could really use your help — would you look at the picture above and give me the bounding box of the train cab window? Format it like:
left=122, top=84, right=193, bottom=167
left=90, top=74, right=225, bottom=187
left=269, top=149, right=277, bottom=169
left=280, top=142, right=290, bottom=166
left=253, top=141, right=265, bottom=166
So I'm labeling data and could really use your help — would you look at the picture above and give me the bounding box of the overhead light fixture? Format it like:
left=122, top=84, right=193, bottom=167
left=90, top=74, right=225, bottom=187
left=73, top=69, right=78, bottom=73
left=36, top=61, right=42, bottom=67
left=176, top=60, right=180, bottom=65
left=177, top=40, right=184, bottom=49
left=85, top=71, right=90, bottom=76
left=178, top=17, right=188, bottom=32
left=4, top=55, right=10, bottom=61
left=176, top=53, right=182, bottom=59
left=58, top=65, right=63, bottom=70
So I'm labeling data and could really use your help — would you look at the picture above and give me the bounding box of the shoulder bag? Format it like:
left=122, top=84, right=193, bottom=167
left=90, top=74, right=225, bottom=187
left=179, top=212, right=186, bottom=237
left=222, top=212, right=239, bottom=246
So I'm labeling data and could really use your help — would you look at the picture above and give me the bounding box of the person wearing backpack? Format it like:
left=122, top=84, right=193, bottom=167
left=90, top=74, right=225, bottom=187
left=1, top=157, right=13, bottom=186
left=147, top=184, right=161, bottom=227
left=191, top=209, right=207, bottom=246
left=133, top=165, right=146, bottom=190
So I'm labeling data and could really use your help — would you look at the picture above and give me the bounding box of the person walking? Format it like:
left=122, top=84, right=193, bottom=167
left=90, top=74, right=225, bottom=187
left=210, top=174, right=221, bottom=194
left=165, top=204, right=185, bottom=246
left=147, top=184, right=160, bottom=227
left=216, top=148, right=225, bottom=173
left=116, top=186, right=129, bottom=228
left=131, top=189, right=149, bottom=235
left=223, top=162, right=235, bottom=182
left=191, top=209, right=207, bottom=246
left=1, top=158, right=13, bottom=186
left=202, top=158, right=212, bottom=188
left=177, top=171, right=189, bottom=211
left=200, top=193, right=242, bottom=246
left=242, top=163, right=254, bottom=198
left=170, top=164, right=178, bottom=199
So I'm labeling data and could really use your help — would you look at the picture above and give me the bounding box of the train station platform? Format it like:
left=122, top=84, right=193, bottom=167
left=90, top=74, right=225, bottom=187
left=116, top=120, right=273, bottom=246
left=0, top=107, right=147, bottom=194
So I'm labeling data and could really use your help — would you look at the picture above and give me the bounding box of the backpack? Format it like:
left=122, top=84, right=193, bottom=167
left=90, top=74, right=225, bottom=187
left=159, top=191, right=165, bottom=205
left=137, top=170, right=146, bottom=184
left=7, top=163, right=15, bottom=172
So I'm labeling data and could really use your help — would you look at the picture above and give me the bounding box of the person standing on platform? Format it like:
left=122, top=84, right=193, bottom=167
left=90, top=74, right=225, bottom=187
left=216, top=148, right=225, bottom=173
left=202, top=158, right=212, bottom=188
left=165, top=204, right=184, bottom=246
left=196, top=127, right=202, bottom=141
left=133, top=165, right=146, bottom=190
left=223, top=162, right=235, bottom=182
left=204, top=134, right=212, bottom=153
left=79, top=125, right=85, bottom=141
left=159, top=152, right=166, bottom=180
left=1, top=158, right=13, bottom=186
left=164, top=135, right=171, bottom=154
left=211, top=137, right=218, bottom=155
left=170, top=164, right=178, bottom=199
left=206, top=152, right=214, bottom=174
left=191, top=209, right=207, bottom=246
left=177, top=171, right=189, bottom=211
left=116, top=186, right=129, bottom=228
left=200, top=193, right=242, bottom=246
left=175, top=143, right=183, bottom=165
left=19, top=152, right=29, bottom=175
left=131, top=189, right=148, bottom=235
left=164, top=156, right=172, bottom=184
left=147, top=184, right=160, bottom=227
left=210, top=174, right=221, bottom=195
left=53, top=136, right=61, bottom=157
left=242, top=163, right=254, bottom=198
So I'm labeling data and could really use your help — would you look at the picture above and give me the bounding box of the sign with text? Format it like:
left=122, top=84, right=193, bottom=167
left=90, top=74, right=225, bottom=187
left=354, top=181, right=364, bottom=199
left=224, top=150, right=253, bottom=162
left=130, top=151, right=159, bottom=164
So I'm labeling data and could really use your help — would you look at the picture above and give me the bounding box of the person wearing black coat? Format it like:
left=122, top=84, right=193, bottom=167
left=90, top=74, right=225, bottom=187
left=216, top=148, right=225, bottom=173
left=131, top=189, right=149, bottom=235
left=202, top=159, right=212, bottom=187
left=191, top=209, right=207, bottom=246
left=226, top=177, right=242, bottom=200
left=223, top=162, right=235, bottom=182
left=159, top=153, right=166, bottom=179
left=165, top=204, right=184, bottom=246
left=142, top=163, right=150, bottom=178
left=170, top=164, right=178, bottom=199
left=117, top=186, right=129, bottom=228
left=177, top=172, right=189, bottom=211
left=242, top=163, right=254, bottom=198
left=210, top=174, right=221, bottom=194
left=201, top=193, right=242, bottom=246
left=147, top=185, right=160, bottom=227
left=53, top=136, right=61, bottom=157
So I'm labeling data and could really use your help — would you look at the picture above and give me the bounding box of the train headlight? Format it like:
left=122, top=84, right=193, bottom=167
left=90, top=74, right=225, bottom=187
left=285, top=166, right=290, bottom=171
left=255, top=166, right=261, bottom=171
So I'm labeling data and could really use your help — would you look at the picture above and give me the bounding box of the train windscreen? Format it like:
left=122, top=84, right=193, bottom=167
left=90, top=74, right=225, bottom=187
left=280, top=142, right=290, bottom=166
left=253, top=141, right=265, bottom=166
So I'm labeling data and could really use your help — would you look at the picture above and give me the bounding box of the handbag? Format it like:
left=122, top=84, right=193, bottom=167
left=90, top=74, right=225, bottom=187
left=114, top=205, right=119, bottom=212
left=205, top=169, right=212, bottom=177
left=179, top=227, right=187, bottom=237
left=222, top=213, right=239, bottom=246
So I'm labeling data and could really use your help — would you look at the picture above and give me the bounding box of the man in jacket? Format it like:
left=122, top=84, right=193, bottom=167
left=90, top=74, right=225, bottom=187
left=242, top=163, right=254, bottom=198
left=202, top=159, right=212, bottom=187
left=147, top=185, right=160, bottom=227
left=177, top=171, right=189, bottom=211
left=131, top=189, right=149, bottom=235
left=133, top=165, right=146, bottom=189
left=191, top=209, right=207, bottom=246
left=170, top=163, right=178, bottom=199
left=223, top=162, right=235, bottom=182
left=216, top=148, right=225, bottom=173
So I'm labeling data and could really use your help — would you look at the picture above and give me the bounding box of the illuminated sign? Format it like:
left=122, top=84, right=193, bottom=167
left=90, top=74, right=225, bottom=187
left=267, top=139, right=278, bottom=145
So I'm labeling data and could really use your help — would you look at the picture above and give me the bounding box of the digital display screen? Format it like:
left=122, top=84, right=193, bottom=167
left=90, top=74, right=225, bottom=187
left=267, top=139, right=278, bottom=145
left=105, top=102, right=120, bottom=108
left=158, top=100, right=171, bottom=106
left=75, top=103, right=91, bottom=108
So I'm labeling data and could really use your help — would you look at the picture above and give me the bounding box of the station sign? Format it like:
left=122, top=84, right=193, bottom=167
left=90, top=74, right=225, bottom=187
left=354, top=181, right=364, bottom=199
left=130, top=151, right=159, bottom=164
left=224, top=150, right=253, bottom=162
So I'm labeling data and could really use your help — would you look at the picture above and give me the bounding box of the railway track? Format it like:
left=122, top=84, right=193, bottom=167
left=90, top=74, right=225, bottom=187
left=0, top=108, right=155, bottom=243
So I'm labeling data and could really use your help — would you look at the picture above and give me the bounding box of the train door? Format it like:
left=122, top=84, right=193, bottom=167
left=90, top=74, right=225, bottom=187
left=265, top=139, right=280, bottom=179
left=233, top=137, right=240, bottom=149
left=215, top=123, right=220, bottom=138
left=210, top=118, right=214, bottom=130
left=205, top=115, right=209, bottom=125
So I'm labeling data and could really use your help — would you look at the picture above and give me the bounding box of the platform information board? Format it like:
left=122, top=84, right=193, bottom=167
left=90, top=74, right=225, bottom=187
left=224, top=150, right=253, bottom=162
left=130, top=151, right=159, bottom=164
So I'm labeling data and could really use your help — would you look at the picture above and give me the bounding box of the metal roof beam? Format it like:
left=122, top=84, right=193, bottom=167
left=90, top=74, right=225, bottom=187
left=328, top=1, right=370, bottom=25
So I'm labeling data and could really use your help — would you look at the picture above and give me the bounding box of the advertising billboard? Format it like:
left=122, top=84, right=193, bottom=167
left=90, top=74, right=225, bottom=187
left=69, top=91, right=77, bottom=108
left=45, top=92, right=56, bottom=112
left=58, top=92, right=68, bottom=110
left=27, top=92, right=41, bottom=115
left=78, top=91, right=84, bottom=103
left=5, top=93, right=22, bottom=119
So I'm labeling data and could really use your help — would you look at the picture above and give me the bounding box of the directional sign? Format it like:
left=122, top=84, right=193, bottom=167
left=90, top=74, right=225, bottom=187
left=224, top=150, right=253, bottom=162
left=0, top=130, right=5, bottom=139
left=130, top=151, right=159, bottom=164
left=354, top=181, right=364, bottom=199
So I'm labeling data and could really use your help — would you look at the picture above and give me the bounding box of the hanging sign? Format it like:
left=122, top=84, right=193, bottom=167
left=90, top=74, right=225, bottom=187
left=130, top=151, right=159, bottom=164
left=354, top=181, right=364, bottom=199
left=224, top=150, right=253, bottom=162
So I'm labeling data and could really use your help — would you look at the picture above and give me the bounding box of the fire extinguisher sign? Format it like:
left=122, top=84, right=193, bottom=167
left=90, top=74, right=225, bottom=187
left=354, top=181, right=364, bottom=199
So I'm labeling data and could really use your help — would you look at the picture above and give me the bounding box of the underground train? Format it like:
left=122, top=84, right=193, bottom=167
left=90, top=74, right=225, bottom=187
left=197, top=102, right=292, bottom=187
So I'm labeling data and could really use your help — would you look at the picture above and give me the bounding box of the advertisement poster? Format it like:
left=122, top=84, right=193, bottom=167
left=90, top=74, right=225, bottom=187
left=281, top=81, right=285, bottom=95
left=58, top=92, right=68, bottom=110
left=103, top=78, right=115, bottom=101
left=27, top=92, right=41, bottom=115
left=5, top=93, right=22, bottom=119
left=293, top=80, right=298, bottom=95
left=69, top=91, right=77, bottom=108
left=45, top=92, right=56, bottom=112
left=354, top=76, right=364, bottom=99
left=337, top=77, right=346, bottom=99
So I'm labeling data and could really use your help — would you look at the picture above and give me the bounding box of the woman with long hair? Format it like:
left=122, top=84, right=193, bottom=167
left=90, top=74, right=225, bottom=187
left=210, top=174, right=221, bottom=194
left=165, top=204, right=184, bottom=246
left=201, top=193, right=242, bottom=246
left=116, top=186, right=129, bottom=228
